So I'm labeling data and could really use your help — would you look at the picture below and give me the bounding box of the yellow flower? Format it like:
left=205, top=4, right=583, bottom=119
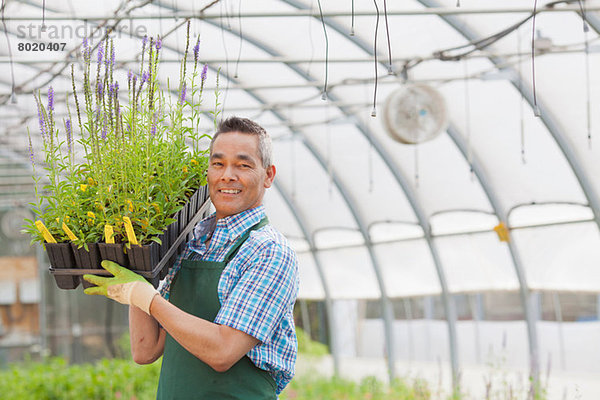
left=190, top=159, right=198, bottom=166
left=140, top=218, right=149, bottom=230
left=127, top=200, right=134, bottom=212
left=80, top=184, right=88, bottom=192
left=182, top=166, right=189, bottom=173
left=88, top=177, right=96, bottom=185
left=87, top=211, right=96, bottom=219
left=95, top=202, right=104, bottom=210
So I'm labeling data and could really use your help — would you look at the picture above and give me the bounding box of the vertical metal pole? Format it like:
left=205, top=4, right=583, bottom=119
left=552, top=292, right=566, bottom=371
left=35, top=244, right=47, bottom=357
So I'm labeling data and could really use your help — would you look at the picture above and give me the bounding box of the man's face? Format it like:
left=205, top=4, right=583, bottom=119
left=208, top=131, right=276, bottom=220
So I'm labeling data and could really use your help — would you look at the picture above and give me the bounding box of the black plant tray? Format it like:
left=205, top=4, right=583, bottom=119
left=49, top=187, right=210, bottom=289
left=46, top=242, right=80, bottom=289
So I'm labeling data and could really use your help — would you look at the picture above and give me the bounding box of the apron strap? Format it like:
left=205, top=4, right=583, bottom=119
left=223, top=217, right=269, bottom=264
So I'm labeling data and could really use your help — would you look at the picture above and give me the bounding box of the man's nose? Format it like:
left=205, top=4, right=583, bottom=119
left=221, top=165, right=237, bottom=180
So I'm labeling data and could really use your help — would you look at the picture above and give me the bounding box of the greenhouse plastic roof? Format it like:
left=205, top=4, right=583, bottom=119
left=2, top=0, right=600, bottom=302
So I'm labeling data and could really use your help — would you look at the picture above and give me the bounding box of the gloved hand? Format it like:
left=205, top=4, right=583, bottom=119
left=83, top=260, right=159, bottom=315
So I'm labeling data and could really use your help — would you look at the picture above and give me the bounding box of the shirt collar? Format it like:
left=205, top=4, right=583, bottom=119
left=193, top=205, right=266, bottom=243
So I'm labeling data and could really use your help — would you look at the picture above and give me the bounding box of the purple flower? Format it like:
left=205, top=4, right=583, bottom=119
left=28, top=135, right=35, bottom=166
left=150, top=112, right=158, bottom=136
left=65, top=119, right=72, bottom=153
left=82, top=38, right=90, bottom=62
left=127, top=70, right=133, bottom=82
left=179, top=82, right=187, bottom=105
left=193, top=37, right=200, bottom=62
left=109, top=83, right=114, bottom=99
left=201, top=64, right=208, bottom=82
left=36, top=99, right=46, bottom=138
left=97, top=81, right=103, bottom=98
left=142, top=36, right=148, bottom=52
left=97, top=41, right=104, bottom=65
left=156, top=38, right=162, bottom=50
left=110, top=44, right=115, bottom=67
left=47, top=86, right=54, bottom=111
left=114, top=82, right=119, bottom=98
left=141, top=71, right=149, bottom=84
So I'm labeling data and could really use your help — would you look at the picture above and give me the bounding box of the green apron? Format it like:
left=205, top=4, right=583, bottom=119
left=157, top=217, right=277, bottom=400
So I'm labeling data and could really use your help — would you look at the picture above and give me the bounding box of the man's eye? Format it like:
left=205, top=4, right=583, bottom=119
left=212, top=162, right=223, bottom=167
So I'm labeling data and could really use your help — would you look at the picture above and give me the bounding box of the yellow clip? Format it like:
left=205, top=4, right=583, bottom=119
left=104, top=225, right=115, bottom=244
left=122, top=216, right=138, bottom=245
left=494, top=222, right=510, bottom=242
left=35, top=220, right=57, bottom=243
left=62, top=222, right=78, bottom=241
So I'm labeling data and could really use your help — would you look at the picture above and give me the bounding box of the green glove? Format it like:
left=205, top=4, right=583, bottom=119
left=83, top=260, right=159, bottom=315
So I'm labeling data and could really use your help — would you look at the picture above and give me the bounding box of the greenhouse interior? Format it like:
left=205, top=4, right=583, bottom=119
left=1, top=0, right=600, bottom=399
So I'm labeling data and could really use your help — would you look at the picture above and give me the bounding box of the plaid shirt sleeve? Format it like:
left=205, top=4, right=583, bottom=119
left=214, top=236, right=298, bottom=344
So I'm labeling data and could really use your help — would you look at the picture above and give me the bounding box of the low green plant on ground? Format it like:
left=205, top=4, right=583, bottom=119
left=0, top=357, right=160, bottom=400
left=279, top=374, right=431, bottom=400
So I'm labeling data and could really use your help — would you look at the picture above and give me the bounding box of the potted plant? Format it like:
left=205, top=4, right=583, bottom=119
left=23, top=23, right=215, bottom=289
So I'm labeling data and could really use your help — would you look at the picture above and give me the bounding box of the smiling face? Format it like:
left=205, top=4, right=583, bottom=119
left=208, top=131, right=276, bottom=220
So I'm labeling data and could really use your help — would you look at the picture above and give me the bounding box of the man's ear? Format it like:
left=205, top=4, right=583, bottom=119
left=264, top=165, right=276, bottom=188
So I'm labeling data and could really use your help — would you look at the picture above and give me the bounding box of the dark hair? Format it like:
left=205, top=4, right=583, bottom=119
left=210, top=116, right=272, bottom=168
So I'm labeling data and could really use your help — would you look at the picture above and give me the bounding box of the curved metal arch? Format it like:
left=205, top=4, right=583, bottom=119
left=275, top=0, right=459, bottom=388
left=272, top=179, right=341, bottom=376
left=445, top=123, right=540, bottom=381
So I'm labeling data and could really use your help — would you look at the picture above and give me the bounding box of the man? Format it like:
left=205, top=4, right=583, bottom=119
left=84, top=116, right=299, bottom=399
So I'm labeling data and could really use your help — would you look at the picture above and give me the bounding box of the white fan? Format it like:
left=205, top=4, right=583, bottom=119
left=382, top=84, right=449, bottom=144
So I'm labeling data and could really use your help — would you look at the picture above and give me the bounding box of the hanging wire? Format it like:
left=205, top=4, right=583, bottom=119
left=350, top=0, right=355, bottom=36
left=316, top=0, right=329, bottom=100
left=41, top=0, right=46, bottom=31
left=383, top=0, right=393, bottom=74
left=371, top=0, right=380, bottom=117
left=531, top=0, right=541, bottom=117
left=518, top=28, right=527, bottom=164
left=578, top=0, right=592, bottom=147
left=234, top=0, right=243, bottom=79
left=1, top=0, right=16, bottom=104
left=219, top=0, right=232, bottom=112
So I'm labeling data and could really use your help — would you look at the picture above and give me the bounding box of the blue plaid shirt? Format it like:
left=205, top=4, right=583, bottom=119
left=159, top=206, right=299, bottom=394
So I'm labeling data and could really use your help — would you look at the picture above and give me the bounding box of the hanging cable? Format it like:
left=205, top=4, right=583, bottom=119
left=219, top=0, right=232, bottom=112
left=317, top=0, right=329, bottom=100
left=383, top=0, right=393, bottom=74
left=371, top=0, right=380, bottom=117
left=234, top=0, right=243, bottom=79
left=41, top=0, right=46, bottom=30
left=350, top=0, right=355, bottom=36
left=1, top=0, right=16, bottom=104
left=579, top=0, right=592, bottom=147
left=531, top=0, right=541, bottom=117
